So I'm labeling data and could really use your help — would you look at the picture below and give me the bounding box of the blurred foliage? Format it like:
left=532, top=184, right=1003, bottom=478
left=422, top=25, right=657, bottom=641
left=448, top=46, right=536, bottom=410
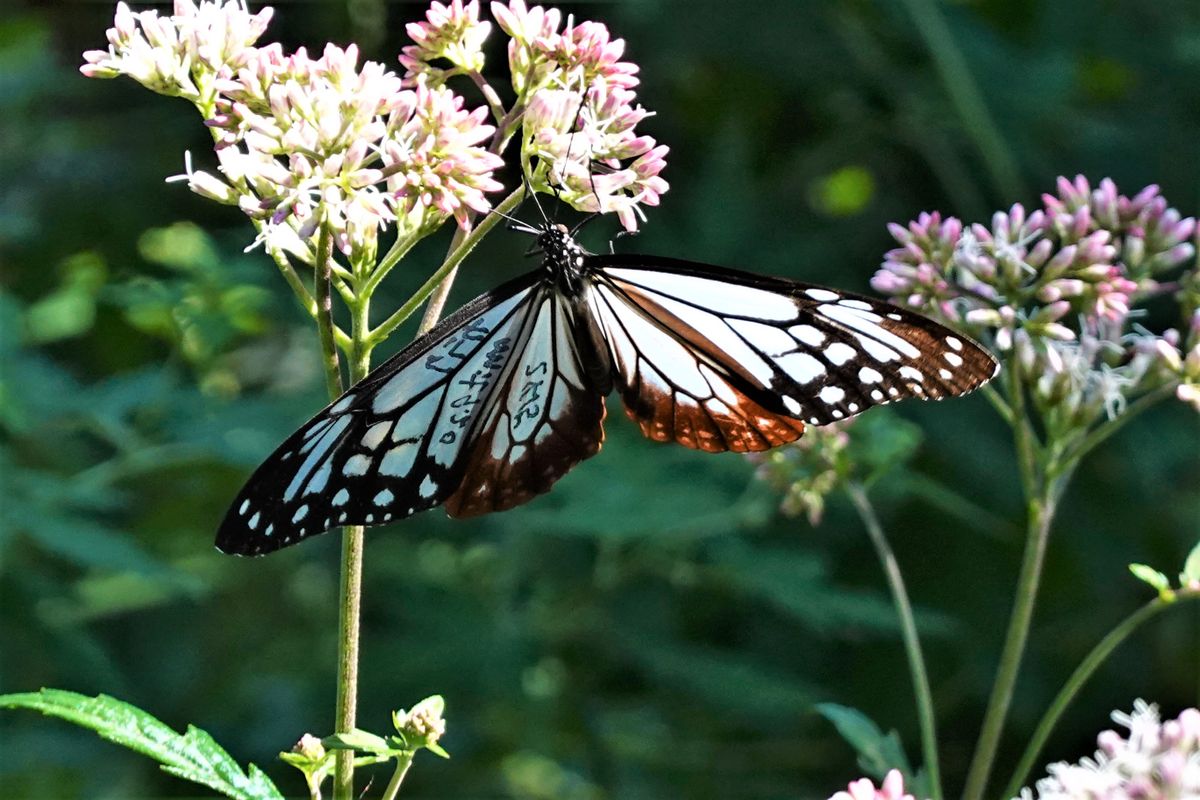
left=1, top=1, right=1198, bottom=799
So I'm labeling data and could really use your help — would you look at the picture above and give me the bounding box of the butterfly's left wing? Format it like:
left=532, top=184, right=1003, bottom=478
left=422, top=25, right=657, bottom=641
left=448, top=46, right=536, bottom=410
left=585, top=254, right=997, bottom=451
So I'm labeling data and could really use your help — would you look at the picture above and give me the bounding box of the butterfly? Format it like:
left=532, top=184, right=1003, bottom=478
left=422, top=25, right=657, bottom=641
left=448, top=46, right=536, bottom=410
left=217, top=221, right=998, bottom=555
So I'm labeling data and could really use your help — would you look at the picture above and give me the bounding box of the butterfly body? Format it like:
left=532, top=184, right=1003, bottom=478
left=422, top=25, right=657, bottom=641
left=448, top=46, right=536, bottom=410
left=217, top=222, right=998, bottom=556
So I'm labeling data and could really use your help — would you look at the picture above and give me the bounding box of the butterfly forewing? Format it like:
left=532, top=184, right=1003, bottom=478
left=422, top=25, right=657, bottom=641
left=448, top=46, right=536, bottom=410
left=217, top=275, right=541, bottom=555
left=590, top=255, right=997, bottom=430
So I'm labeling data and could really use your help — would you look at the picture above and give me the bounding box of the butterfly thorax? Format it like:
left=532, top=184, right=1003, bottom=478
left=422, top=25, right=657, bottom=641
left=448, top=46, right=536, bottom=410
left=538, top=223, right=590, bottom=297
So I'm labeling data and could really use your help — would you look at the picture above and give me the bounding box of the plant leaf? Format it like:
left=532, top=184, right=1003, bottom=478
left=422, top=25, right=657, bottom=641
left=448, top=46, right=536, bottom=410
left=816, top=703, right=915, bottom=782
left=0, top=689, right=283, bottom=800
left=323, top=728, right=392, bottom=754
left=1181, top=540, right=1200, bottom=586
left=1129, top=563, right=1170, bottom=595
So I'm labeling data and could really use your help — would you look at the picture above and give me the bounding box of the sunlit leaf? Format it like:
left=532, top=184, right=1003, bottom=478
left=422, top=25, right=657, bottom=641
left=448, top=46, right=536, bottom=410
left=0, top=689, right=283, bottom=800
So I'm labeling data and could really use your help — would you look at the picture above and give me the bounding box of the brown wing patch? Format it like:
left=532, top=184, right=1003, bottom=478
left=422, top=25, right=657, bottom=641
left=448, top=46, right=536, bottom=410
left=445, top=394, right=605, bottom=517
left=590, top=284, right=807, bottom=454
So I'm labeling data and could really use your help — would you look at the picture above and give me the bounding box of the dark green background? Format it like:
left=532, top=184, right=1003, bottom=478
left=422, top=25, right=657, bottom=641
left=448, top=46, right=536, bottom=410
left=2, top=1, right=1198, bottom=797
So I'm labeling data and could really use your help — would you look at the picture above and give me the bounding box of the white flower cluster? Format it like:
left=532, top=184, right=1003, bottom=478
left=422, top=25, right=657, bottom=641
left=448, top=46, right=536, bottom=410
left=1019, top=701, right=1200, bottom=800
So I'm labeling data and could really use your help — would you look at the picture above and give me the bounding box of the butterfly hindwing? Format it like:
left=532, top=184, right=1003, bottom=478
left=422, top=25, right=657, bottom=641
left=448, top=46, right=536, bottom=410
left=589, top=254, right=997, bottom=437
left=217, top=274, right=542, bottom=555
left=446, top=294, right=607, bottom=516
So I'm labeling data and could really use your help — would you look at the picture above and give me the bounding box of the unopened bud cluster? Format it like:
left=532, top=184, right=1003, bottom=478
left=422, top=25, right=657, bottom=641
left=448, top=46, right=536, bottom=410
left=875, top=176, right=1198, bottom=424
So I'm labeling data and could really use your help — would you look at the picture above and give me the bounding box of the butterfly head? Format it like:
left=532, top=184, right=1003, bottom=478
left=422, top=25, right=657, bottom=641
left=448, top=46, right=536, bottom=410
left=537, top=222, right=590, bottom=295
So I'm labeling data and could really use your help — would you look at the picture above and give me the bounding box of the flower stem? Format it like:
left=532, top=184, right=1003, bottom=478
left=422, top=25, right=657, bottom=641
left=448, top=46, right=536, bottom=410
left=380, top=752, right=416, bottom=800
left=315, top=222, right=344, bottom=398
left=367, top=186, right=526, bottom=348
left=332, top=297, right=374, bottom=800
left=847, top=483, right=943, bottom=800
left=999, top=589, right=1200, bottom=800
left=960, top=469, right=1059, bottom=800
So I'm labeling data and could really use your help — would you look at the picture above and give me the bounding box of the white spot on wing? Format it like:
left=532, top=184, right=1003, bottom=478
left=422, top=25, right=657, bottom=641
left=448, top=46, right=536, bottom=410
left=419, top=475, right=438, bottom=499
left=818, top=385, right=845, bottom=404
left=824, top=342, right=857, bottom=366
left=248, top=512, right=260, bottom=529
left=790, top=324, right=825, bottom=346
left=361, top=422, right=391, bottom=450
left=778, top=353, right=825, bottom=384
left=782, top=396, right=803, bottom=415
left=380, top=443, right=417, bottom=478
left=292, top=505, right=308, bottom=523
left=239, top=499, right=250, bottom=515
left=332, top=488, right=350, bottom=506
left=944, top=351, right=964, bottom=367
left=838, top=299, right=874, bottom=311
left=946, top=336, right=963, bottom=351
left=374, top=489, right=394, bottom=506
left=859, top=366, right=883, bottom=384
left=329, top=394, right=355, bottom=414
left=343, top=454, right=371, bottom=476
left=806, top=288, right=840, bottom=302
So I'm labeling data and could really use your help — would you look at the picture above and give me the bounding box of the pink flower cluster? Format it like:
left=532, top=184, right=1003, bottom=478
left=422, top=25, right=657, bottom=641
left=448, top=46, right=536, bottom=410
left=400, top=0, right=492, bottom=82
left=82, top=1, right=505, bottom=261
left=523, top=81, right=668, bottom=230
left=491, top=0, right=639, bottom=94
left=874, top=177, right=1199, bottom=421
left=398, top=0, right=668, bottom=230
left=829, top=770, right=919, bottom=800
left=1020, top=701, right=1200, bottom=800
left=81, top=0, right=271, bottom=98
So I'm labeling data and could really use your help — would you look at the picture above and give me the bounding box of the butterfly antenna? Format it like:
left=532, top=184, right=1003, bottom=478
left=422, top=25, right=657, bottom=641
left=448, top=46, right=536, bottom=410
left=523, top=170, right=552, bottom=226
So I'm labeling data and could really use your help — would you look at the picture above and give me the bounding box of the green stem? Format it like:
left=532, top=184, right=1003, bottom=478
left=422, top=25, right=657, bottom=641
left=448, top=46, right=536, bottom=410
left=847, top=483, right=943, bottom=800
left=314, top=222, right=343, bottom=398
left=367, top=186, right=526, bottom=348
left=999, top=589, right=1200, bottom=800
left=380, top=752, right=416, bottom=800
left=897, top=0, right=1024, bottom=199
left=361, top=225, right=429, bottom=299
left=332, top=298, right=374, bottom=800
left=960, top=468, right=1059, bottom=800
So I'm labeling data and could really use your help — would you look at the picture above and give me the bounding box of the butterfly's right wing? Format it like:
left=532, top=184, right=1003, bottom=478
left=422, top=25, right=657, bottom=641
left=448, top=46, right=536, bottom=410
left=217, top=273, right=544, bottom=556
left=585, top=255, right=997, bottom=452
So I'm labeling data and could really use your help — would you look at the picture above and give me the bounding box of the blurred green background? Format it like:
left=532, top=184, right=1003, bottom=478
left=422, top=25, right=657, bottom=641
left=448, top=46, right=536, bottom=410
left=2, top=0, right=1198, bottom=797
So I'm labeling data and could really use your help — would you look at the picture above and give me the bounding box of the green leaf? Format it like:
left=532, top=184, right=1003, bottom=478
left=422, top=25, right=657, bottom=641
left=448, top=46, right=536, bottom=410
left=1129, top=563, right=1170, bottom=594
left=816, top=703, right=915, bottom=782
left=0, top=689, right=283, bottom=799
left=323, top=728, right=392, bottom=755
left=1181, top=540, right=1200, bottom=586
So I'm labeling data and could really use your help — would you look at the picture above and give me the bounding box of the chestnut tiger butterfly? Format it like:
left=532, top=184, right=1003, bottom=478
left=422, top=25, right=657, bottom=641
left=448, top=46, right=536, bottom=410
left=217, top=219, right=998, bottom=555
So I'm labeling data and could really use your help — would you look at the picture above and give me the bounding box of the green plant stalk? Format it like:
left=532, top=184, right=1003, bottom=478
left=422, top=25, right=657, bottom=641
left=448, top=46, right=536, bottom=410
left=847, top=483, right=943, bottom=800
left=380, top=752, right=416, bottom=800
left=331, top=277, right=377, bottom=800
left=367, top=186, right=526, bottom=348
left=999, top=590, right=1200, bottom=800
left=960, top=433, right=1058, bottom=800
